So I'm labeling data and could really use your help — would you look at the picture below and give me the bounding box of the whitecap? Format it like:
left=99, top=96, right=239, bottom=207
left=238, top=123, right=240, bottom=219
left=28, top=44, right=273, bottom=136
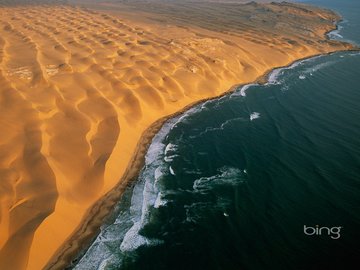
left=267, top=68, right=283, bottom=84
left=231, top=83, right=258, bottom=97
left=154, top=192, right=168, bottom=208
left=164, top=154, right=178, bottom=163
left=164, top=143, right=177, bottom=155
left=193, top=167, right=244, bottom=193
left=120, top=222, right=163, bottom=252
left=266, top=55, right=325, bottom=85
left=169, top=166, right=176, bottom=175
left=192, top=117, right=245, bottom=139
left=250, top=112, right=260, bottom=121
left=267, top=60, right=304, bottom=84
left=328, top=30, right=343, bottom=39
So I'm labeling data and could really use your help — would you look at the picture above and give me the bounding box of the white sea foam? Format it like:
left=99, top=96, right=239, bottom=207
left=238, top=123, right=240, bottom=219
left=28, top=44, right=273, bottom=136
left=193, top=167, right=244, bottom=193
left=74, top=241, right=116, bottom=270
left=116, top=117, right=185, bottom=252
left=169, top=166, right=176, bottom=175
left=267, top=61, right=302, bottom=84
left=327, top=25, right=344, bottom=39
left=75, top=115, right=186, bottom=269
left=184, top=202, right=209, bottom=223
left=164, top=154, right=178, bottom=163
left=299, top=74, right=306, bottom=80
left=250, top=112, right=260, bottom=121
left=165, top=143, right=177, bottom=154
left=328, top=30, right=343, bottom=39
left=231, top=83, right=258, bottom=97
left=348, top=52, right=360, bottom=57
left=154, top=192, right=168, bottom=208
left=164, top=142, right=179, bottom=162
left=267, top=68, right=283, bottom=84
left=240, top=84, right=255, bottom=96
left=183, top=167, right=245, bottom=222
left=172, top=103, right=206, bottom=126
left=120, top=222, right=162, bottom=252
left=303, top=61, right=335, bottom=75
left=154, top=167, right=164, bottom=182
left=266, top=55, right=324, bottom=85
left=97, top=256, right=120, bottom=270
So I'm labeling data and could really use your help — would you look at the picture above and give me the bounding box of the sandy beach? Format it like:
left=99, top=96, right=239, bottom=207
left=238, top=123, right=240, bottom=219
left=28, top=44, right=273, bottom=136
left=0, top=1, right=356, bottom=269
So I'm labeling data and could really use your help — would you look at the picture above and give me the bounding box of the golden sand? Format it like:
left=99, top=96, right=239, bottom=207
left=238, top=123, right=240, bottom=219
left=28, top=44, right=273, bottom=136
left=0, top=1, right=355, bottom=269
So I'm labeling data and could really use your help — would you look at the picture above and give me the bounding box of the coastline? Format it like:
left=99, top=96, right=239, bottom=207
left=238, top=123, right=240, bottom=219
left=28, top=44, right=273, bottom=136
left=1, top=1, right=359, bottom=268
left=45, top=32, right=359, bottom=269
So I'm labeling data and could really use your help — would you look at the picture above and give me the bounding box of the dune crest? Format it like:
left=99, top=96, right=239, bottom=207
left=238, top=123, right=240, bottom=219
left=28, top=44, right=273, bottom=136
left=0, top=1, right=355, bottom=269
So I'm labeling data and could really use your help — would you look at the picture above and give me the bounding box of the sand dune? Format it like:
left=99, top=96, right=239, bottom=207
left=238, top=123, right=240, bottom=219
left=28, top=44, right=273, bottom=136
left=0, top=1, right=355, bottom=269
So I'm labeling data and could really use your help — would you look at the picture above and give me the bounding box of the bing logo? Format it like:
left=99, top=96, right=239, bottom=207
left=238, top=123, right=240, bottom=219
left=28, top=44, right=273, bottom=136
left=303, top=225, right=342, bottom=239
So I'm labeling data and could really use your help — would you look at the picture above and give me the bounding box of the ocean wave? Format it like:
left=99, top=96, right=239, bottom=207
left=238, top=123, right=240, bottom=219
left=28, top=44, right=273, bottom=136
left=74, top=241, right=119, bottom=270
left=348, top=52, right=360, bottom=57
left=102, top=116, right=184, bottom=254
left=294, top=59, right=338, bottom=81
left=231, top=83, right=258, bottom=97
left=164, top=143, right=179, bottom=163
left=164, top=154, right=178, bottom=163
left=193, top=167, right=245, bottom=193
left=266, top=55, right=324, bottom=85
left=172, top=101, right=210, bottom=126
left=175, top=167, right=247, bottom=223
left=190, top=117, right=245, bottom=139
left=250, top=112, right=261, bottom=121
left=184, top=197, right=234, bottom=224
left=74, top=112, right=184, bottom=269
left=154, top=192, right=168, bottom=209
left=169, top=166, right=176, bottom=176
left=267, top=67, right=285, bottom=85
left=327, top=25, right=344, bottom=39
left=120, top=222, right=163, bottom=252
left=303, top=61, right=336, bottom=75
left=329, top=31, right=343, bottom=39
left=267, top=60, right=304, bottom=85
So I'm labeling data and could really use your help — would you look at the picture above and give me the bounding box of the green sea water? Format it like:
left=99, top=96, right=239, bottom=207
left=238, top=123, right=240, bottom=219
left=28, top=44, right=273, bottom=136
left=73, top=1, right=360, bottom=269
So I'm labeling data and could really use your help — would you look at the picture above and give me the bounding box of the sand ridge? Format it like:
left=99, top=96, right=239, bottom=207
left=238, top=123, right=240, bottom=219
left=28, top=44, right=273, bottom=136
left=0, top=1, right=355, bottom=269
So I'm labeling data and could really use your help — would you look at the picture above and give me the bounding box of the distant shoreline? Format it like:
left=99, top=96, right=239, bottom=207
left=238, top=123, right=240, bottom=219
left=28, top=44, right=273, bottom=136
left=45, top=18, right=359, bottom=268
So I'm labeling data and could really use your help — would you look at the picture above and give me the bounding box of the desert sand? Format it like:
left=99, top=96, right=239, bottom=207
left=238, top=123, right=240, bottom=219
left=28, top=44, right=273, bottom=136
left=0, top=0, right=355, bottom=269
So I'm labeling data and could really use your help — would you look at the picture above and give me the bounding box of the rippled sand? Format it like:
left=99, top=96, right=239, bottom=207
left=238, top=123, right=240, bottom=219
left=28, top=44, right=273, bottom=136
left=0, top=1, right=354, bottom=269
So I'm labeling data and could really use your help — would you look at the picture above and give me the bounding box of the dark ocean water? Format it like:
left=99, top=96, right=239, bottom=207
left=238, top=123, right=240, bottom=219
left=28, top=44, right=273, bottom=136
left=73, top=1, right=360, bottom=269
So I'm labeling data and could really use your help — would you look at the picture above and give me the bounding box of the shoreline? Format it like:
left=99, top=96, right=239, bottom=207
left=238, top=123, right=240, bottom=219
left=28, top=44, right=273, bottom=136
left=45, top=23, right=360, bottom=270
